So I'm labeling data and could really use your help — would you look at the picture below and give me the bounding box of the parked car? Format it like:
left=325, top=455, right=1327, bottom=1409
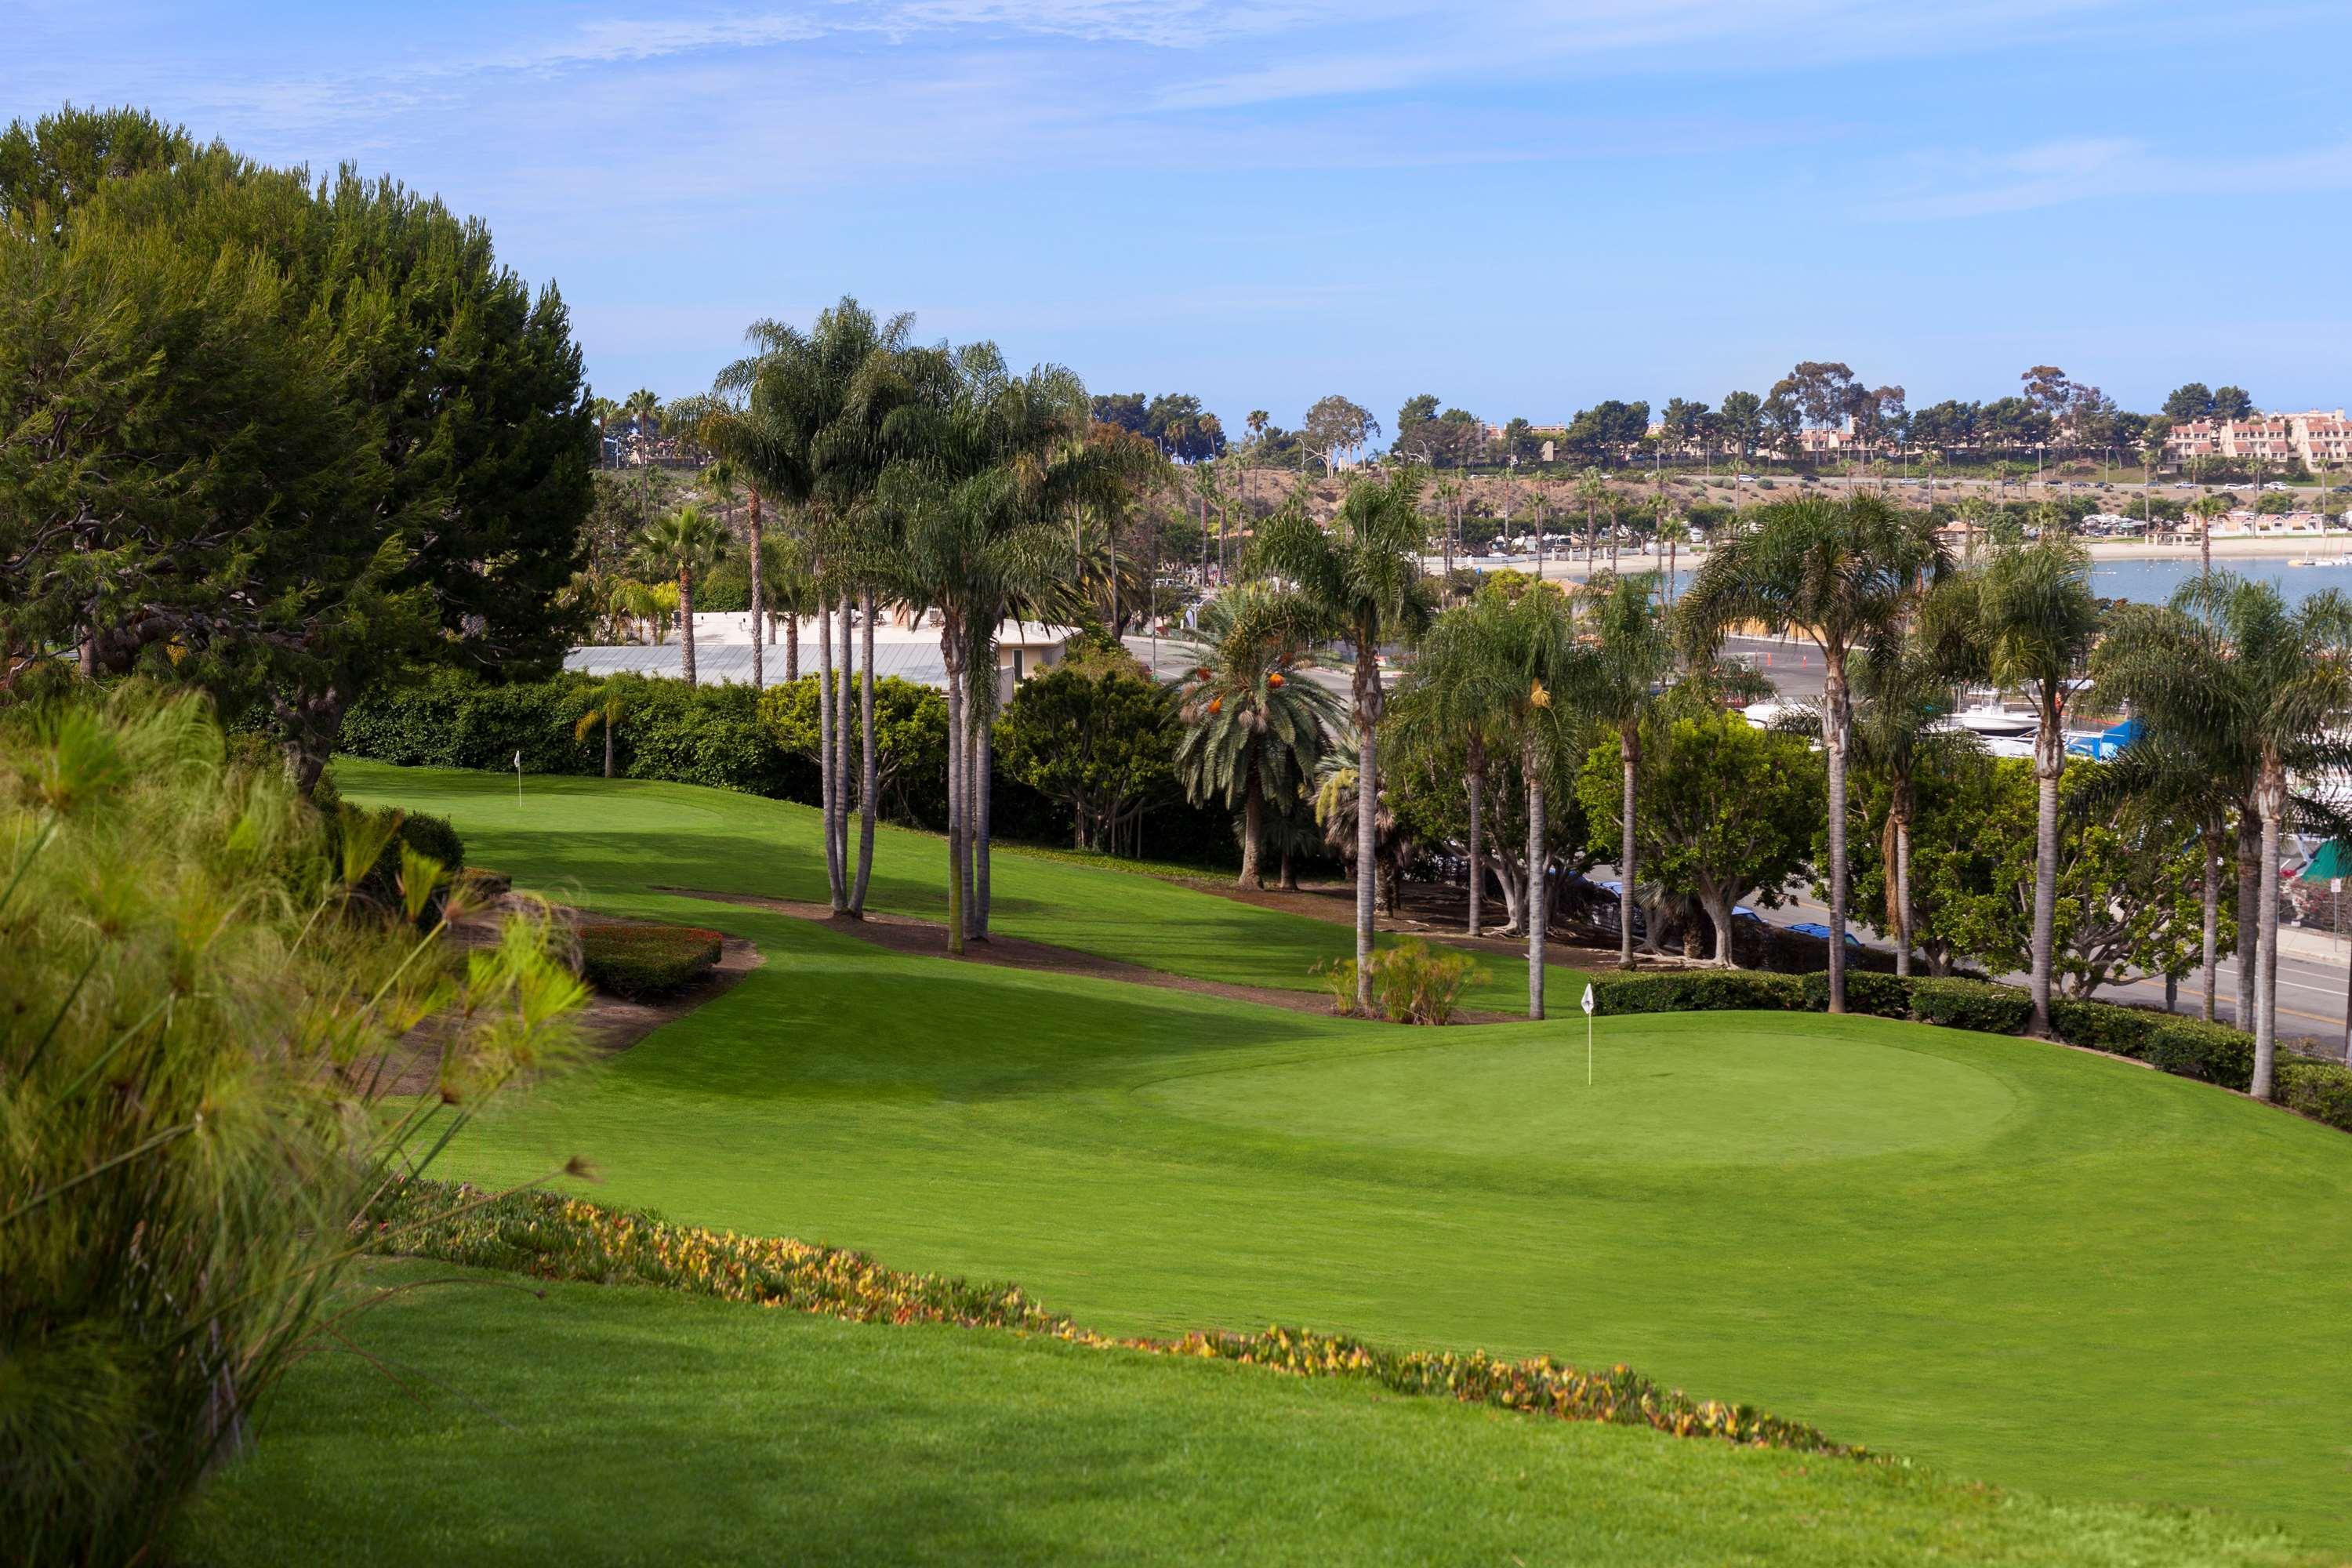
left=1786, top=920, right=1864, bottom=949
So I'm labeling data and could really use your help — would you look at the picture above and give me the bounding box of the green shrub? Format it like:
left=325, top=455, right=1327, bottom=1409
left=1, top=689, right=584, bottom=1566
left=577, top=924, right=724, bottom=999
left=2047, top=996, right=2165, bottom=1058
left=1368, top=938, right=1486, bottom=1025
left=1315, top=940, right=1487, bottom=1025
left=1800, top=970, right=1911, bottom=1018
left=317, top=792, right=467, bottom=927
left=2276, top=1058, right=2352, bottom=1133
left=1908, top=978, right=2032, bottom=1035
left=1591, top=970, right=1801, bottom=1015
left=2143, top=1018, right=2256, bottom=1092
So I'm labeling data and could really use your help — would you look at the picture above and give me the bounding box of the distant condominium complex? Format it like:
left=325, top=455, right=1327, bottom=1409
left=2164, top=410, right=2352, bottom=467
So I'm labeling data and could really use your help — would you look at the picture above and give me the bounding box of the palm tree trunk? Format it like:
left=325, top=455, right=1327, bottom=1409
left=1280, top=838, right=1298, bottom=891
left=1618, top=727, right=1639, bottom=970
left=2200, top=823, right=2221, bottom=1022
left=1524, top=731, right=1547, bottom=1021
left=1354, top=710, right=1378, bottom=1016
left=680, top=567, right=698, bottom=686
left=945, top=656, right=966, bottom=957
left=2029, top=715, right=2063, bottom=1036
left=1823, top=655, right=1851, bottom=1014
left=1465, top=746, right=1484, bottom=939
left=1240, top=765, right=1264, bottom=889
left=2253, top=762, right=2285, bottom=1099
left=852, top=589, right=877, bottom=914
left=786, top=611, right=800, bottom=684
left=837, top=603, right=854, bottom=889
left=603, top=722, right=614, bottom=780
left=818, top=597, right=841, bottom=909
left=2235, top=811, right=2259, bottom=1029
left=975, top=705, right=993, bottom=938
left=748, top=491, right=764, bottom=691
left=1893, top=809, right=1914, bottom=980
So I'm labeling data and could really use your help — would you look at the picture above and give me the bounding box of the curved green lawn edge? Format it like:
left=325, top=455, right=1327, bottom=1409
left=375, top=1178, right=1866, bottom=1461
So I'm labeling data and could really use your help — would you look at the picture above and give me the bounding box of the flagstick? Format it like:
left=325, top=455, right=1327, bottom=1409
left=1587, top=1011, right=1593, bottom=1087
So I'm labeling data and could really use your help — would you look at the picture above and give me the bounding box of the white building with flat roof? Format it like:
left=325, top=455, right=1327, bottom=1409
left=568, top=612, right=1075, bottom=702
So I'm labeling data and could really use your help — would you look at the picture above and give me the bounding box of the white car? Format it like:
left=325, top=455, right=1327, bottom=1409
left=1735, top=474, right=1758, bottom=483
left=2263, top=482, right=2293, bottom=492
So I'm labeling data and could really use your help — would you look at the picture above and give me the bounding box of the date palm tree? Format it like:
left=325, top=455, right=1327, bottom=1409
left=1575, top=466, right=1610, bottom=563
left=1923, top=537, right=2101, bottom=1035
left=630, top=506, right=727, bottom=686
left=1679, top=494, right=1949, bottom=1013
left=1250, top=470, right=1438, bottom=1013
left=1171, top=583, right=1342, bottom=887
left=1584, top=571, right=1675, bottom=968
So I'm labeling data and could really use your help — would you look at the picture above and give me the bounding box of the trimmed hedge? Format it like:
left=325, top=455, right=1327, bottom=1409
left=2046, top=996, right=2165, bottom=1058
left=1908, top=978, right=2034, bottom=1035
left=1801, top=970, right=1910, bottom=1018
left=1590, top=971, right=1800, bottom=1015
left=2277, top=1058, right=2352, bottom=1134
left=577, top=923, right=723, bottom=999
left=2143, top=1018, right=2257, bottom=1093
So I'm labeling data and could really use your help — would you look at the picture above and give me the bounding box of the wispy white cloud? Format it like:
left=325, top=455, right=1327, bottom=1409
left=1867, top=136, right=2352, bottom=220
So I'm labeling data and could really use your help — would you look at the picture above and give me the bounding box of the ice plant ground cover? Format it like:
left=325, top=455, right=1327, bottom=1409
left=274, top=760, right=2352, bottom=1550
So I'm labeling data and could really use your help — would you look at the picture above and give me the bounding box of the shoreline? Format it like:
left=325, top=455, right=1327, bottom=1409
left=1468, top=533, right=2352, bottom=580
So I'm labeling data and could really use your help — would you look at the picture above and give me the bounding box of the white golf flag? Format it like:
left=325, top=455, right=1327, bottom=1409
left=1580, top=984, right=1595, bottom=1015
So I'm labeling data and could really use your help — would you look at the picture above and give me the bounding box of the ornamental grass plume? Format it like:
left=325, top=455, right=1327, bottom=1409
left=0, top=685, right=587, bottom=1565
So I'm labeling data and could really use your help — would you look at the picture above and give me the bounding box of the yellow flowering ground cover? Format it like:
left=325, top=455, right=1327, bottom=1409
left=376, top=1178, right=1862, bottom=1461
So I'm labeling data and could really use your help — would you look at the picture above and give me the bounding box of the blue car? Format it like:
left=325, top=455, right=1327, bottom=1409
left=1786, top=920, right=1864, bottom=948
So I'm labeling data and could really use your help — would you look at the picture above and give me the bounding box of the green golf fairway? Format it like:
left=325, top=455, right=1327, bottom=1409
left=331, top=759, right=1597, bottom=1009
left=332, top=761, right=2352, bottom=1547
left=179, top=1261, right=2322, bottom=1568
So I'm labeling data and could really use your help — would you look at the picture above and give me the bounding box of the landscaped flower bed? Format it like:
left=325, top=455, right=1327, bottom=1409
left=575, top=923, right=723, bottom=999
left=370, top=1179, right=1865, bottom=1461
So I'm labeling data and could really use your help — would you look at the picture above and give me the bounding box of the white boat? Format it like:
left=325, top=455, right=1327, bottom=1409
left=1948, top=703, right=2038, bottom=739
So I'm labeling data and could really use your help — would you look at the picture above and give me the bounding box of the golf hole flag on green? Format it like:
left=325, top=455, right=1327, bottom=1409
left=1581, top=982, right=1595, bottom=1085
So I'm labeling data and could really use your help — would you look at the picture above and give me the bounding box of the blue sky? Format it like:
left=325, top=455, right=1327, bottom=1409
left=15, top=2, right=2352, bottom=432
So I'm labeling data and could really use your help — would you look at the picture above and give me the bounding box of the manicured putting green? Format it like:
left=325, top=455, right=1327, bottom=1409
left=333, top=761, right=2352, bottom=1548
left=1142, top=1024, right=2016, bottom=1166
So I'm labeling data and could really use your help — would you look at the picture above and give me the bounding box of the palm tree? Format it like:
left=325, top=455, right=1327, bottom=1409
left=1679, top=494, right=1949, bottom=1013
left=1250, top=470, right=1438, bottom=1013
left=622, top=388, right=662, bottom=456
left=1391, top=593, right=1515, bottom=938
left=1845, top=640, right=1974, bottom=978
left=1171, top=584, right=1342, bottom=887
left=2187, top=492, right=2230, bottom=578
left=1925, top=538, right=2101, bottom=1035
left=572, top=677, right=643, bottom=779
left=888, top=348, right=1107, bottom=950
left=696, top=454, right=765, bottom=690
left=1584, top=571, right=1675, bottom=968
left=757, top=528, right=819, bottom=683
left=1576, top=466, right=1610, bottom=564
left=715, top=298, right=925, bottom=915
left=2098, top=575, right=2352, bottom=1094
left=630, top=506, right=728, bottom=686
